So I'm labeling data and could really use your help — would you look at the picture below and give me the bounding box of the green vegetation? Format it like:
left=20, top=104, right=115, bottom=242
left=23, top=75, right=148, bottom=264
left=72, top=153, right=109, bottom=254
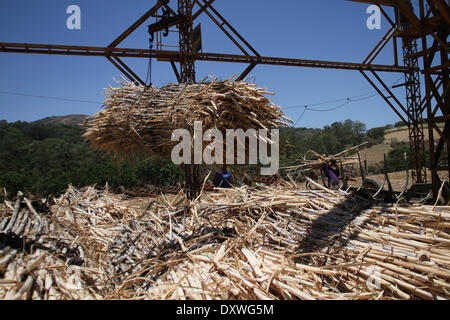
left=3, top=117, right=440, bottom=198
left=0, top=120, right=183, bottom=197
left=367, top=139, right=447, bottom=175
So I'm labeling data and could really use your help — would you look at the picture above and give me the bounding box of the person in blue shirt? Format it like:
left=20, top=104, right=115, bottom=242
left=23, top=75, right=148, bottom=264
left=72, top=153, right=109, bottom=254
left=323, top=159, right=340, bottom=189
left=213, top=165, right=233, bottom=188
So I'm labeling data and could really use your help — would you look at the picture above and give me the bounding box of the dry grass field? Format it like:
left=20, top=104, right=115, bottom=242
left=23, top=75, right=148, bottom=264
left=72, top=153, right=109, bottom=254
left=360, top=125, right=444, bottom=167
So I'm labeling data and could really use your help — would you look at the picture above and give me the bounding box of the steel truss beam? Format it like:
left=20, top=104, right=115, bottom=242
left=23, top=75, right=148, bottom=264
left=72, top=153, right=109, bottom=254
left=0, top=42, right=414, bottom=73
left=353, top=0, right=450, bottom=194
left=358, top=3, right=426, bottom=183
left=417, top=0, right=450, bottom=198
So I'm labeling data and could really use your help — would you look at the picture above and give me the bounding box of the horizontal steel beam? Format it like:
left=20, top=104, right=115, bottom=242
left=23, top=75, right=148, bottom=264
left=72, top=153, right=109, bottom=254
left=0, top=42, right=415, bottom=73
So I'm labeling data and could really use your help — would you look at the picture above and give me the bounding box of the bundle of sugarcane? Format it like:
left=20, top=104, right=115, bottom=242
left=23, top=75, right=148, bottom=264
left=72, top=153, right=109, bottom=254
left=282, top=142, right=368, bottom=173
left=83, top=77, right=292, bottom=158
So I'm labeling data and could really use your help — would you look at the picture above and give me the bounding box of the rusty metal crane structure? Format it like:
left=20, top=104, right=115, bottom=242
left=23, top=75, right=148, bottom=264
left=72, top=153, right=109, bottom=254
left=0, top=0, right=448, bottom=200
left=349, top=0, right=449, bottom=201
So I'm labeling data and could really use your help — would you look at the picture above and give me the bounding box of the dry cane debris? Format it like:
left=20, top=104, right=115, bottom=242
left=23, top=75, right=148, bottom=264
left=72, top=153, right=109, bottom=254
left=1, top=183, right=449, bottom=300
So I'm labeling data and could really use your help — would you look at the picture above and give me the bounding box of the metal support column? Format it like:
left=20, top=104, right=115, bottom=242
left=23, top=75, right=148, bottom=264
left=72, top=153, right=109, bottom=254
left=178, top=0, right=195, bottom=83
left=178, top=0, right=200, bottom=200
left=402, top=35, right=426, bottom=183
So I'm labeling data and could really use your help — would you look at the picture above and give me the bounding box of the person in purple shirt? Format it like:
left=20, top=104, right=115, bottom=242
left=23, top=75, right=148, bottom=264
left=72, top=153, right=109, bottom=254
left=323, top=159, right=340, bottom=189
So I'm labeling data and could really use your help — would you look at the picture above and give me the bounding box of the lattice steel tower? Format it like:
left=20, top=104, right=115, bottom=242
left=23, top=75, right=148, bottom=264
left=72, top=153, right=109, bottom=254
left=402, top=31, right=426, bottom=183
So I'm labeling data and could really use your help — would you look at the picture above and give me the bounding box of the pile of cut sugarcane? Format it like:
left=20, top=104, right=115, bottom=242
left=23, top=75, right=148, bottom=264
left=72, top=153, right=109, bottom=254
left=282, top=142, right=368, bottom=173
left=83, top=78, right=291, bottom=158
left=0, top=183, right=449, bottom=300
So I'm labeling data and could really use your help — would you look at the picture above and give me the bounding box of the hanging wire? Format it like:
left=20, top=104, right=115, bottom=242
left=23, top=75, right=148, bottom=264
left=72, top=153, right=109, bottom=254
left=292, top=100, right=350, bottom=127
left=0, top=90, right=102, bottom=105
left=283, top=75, right=403, bottom=110
left=307, top=100, right=351, bottom=112
left=289, top=75, right=404, bottom=127
left=0, top=73, right=404, bottom=112
left=293, top=107, right=308, bottom=127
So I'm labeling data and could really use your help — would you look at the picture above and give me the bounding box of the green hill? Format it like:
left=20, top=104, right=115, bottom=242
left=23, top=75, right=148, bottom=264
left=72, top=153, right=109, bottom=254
left=33, top=114, right=89, bottom=126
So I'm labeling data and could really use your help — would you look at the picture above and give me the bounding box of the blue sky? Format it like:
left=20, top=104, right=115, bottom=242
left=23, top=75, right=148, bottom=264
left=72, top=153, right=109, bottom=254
left=0, top=0, right=418, bottom=129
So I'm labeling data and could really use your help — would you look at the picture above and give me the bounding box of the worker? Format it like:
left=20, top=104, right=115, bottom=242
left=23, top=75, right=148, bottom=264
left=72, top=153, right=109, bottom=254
left=213, top=165, right=232, bottom=188
left=323, top=159, right=340, bottom=189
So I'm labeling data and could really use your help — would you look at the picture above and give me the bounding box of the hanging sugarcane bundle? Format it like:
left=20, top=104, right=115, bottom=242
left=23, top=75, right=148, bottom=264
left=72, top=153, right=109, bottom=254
left=83, top=77, right=292, bottom=158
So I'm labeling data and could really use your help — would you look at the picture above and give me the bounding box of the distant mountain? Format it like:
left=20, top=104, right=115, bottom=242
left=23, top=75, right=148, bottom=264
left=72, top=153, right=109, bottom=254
left=33, top=114, right=89, bottom=126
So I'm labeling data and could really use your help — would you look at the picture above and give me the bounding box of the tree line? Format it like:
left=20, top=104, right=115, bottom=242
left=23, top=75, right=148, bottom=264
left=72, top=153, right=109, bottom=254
left=0, top=118, right=421, bottom=198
